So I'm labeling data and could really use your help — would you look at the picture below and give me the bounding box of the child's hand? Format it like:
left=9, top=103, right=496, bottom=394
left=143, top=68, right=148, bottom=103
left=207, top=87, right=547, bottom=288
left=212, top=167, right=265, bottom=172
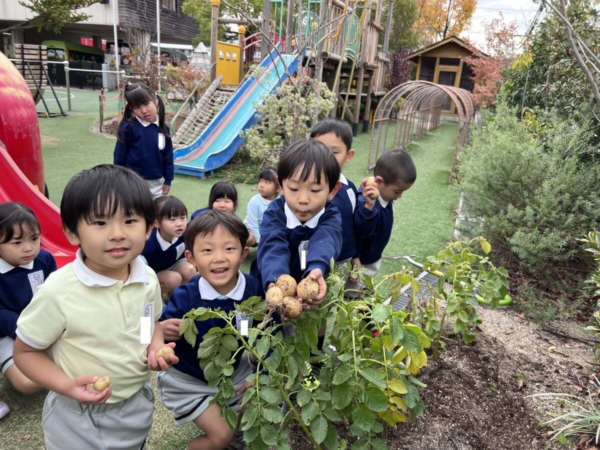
left=162, top=184, right=171, bottom=195
left=160, top=318, right=183, bottom=342
left=148, top=342, right=179, bottom=371
left=303, top=268, right=326, bottom=308
left=66, top=375, right=112, bottom=405
left=360, top=178, right=378, bottom=210
left=237, top=380, right=254, bottom=404
left=349, top=258, right=362, bottom=283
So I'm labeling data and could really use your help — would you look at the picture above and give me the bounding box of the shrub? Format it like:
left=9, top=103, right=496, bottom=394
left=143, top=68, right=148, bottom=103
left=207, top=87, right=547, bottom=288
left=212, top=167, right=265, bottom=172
left=459, top=100, right=600, bottom=275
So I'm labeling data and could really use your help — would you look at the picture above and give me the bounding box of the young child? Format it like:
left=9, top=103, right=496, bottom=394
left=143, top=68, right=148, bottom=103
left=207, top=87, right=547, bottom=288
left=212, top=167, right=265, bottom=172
left=158, top=210, right=263, bottom=449
left=251, top=139, right=343, bottom=305
left=114, top=82, right=174, bottom=199
left=244, top=166, right=279, bottom=247
left=310, top=119, right=379, bottom=277
left=13, top=165, right=177, bottom=450
left=357, top=149, right=417, bottom=276
left=143, top=196, right=197, bottom=297
left=0, top=203, right=56, bottom=395
left=190, top=181, right=238, bottom=220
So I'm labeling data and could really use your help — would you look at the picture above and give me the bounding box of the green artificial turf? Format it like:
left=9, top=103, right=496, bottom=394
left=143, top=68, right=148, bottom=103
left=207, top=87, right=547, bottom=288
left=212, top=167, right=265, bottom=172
left=1, top=88, right=460, bottom=449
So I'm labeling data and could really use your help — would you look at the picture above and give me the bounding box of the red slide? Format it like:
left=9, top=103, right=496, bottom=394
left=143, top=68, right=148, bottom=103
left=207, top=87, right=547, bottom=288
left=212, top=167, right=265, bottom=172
left=0, top=51, right=77, bottom=267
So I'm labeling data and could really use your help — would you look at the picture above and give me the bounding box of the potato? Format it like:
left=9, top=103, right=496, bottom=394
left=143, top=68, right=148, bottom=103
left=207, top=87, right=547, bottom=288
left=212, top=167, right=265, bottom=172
left=266, top=286, right=284, bottom=307
left=276, top=274, right=297, bottom=297
left=282, top=296, right=303, bottom=319
left=156, top=346, right=175, bottom=364
left=93, top=376, right=111, bottom=391
left=365, top=178, right=380, bottom=200
left=297, top=278, right=319, bottom=301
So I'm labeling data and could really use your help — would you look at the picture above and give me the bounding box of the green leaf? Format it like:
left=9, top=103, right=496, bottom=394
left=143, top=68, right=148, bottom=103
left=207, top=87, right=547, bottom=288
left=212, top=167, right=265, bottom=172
left=332, top=364, right=354, bottom=385
left=462, top=330, right=476, bottom=344
left=310, top=416, right=328, bottom=444
left=358, top=368, right=386, bottom=388
left=332, top=383, right=353, bottom=409
left=261, top=405, right=284, bottom=423
left=259, top=386, right=282, bottom=405
left=351, top=404, right=375, bottom=432
left=222, top=364, right=234, bottom=377
left=265, top=350, right=282, bottom=372
left=349, top=422, right=367, bottom=437
left=323, top=423, right=339, bottom=449
left=301, top=401, right=320, bottom=423
left=401, top=327, right=422, bottom=353
left=248, top=328, right=260, bottom=346
left=337, top=353, right=353, bottom=362
left=260, top=424, right=278, bottom=446
left=256, top=335, right=271, bottom=359
left=221, top=334, right=239, bottom=352
left=224, top=405, right=238, bottom=430
left=480, top=239, right=491, bottom=254
left=410, top=278, right=421, bottom=293
left=390, top=316, right=404, bottom=343
left=197, top=344, right=214, bottom=359
left=388, top=379, right=408, bottom=394
left=371, top=421, right=383, bottom=433
left=286, top=356, right=299, bottom=389
left=351, top=438, right=369, bottom=450
left=372, top=304, right=390, bottom=322
left=371, top=438, right=389, bottom=450
left=313, top=390, right=331, bottom=402
left=323, top=407, right=341, bottom=422
left=362, top=386, right=388, bottom=412
left=244, top=425, right=260, bottom=443
left=241, top=406, right=258, bottom=431
left=458, top=310, right=469, bottom=323
left=297, top=388, right=312, bottom=407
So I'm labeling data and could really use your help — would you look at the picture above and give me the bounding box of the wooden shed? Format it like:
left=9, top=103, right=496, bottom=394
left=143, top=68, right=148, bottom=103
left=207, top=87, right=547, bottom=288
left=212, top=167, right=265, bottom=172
left=406, top=35, right=482, bottom=115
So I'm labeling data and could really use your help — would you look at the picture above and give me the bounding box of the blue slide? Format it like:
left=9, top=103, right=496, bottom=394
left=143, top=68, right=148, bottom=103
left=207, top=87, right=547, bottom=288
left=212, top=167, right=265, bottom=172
left=173, top=51, right=298, bottom=178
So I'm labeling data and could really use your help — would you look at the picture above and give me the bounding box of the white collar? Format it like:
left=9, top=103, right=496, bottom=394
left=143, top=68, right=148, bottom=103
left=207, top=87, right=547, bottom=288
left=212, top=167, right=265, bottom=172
left=156, top=230, right=178, bottom=251
left=339, top=173, right=348, bottom=186
left=284, top=203, right=325, bottom=229
left=377, top=196, right=390, bottom=208
left=260, top=195, right=275, bottom=206
left=72, top=249, right=149, bottom=287
left=135, top=116, right=160, bottom=127
left=0, top=257, right=34, bottom=274
left=198, top=271, right=246, bottom=300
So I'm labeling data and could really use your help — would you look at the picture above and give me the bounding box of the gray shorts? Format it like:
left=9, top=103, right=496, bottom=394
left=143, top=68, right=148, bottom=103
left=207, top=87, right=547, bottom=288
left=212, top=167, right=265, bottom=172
left=42, top=381, right=154, bottom=450
left=0, top=336, right=14, bottom=375
left=157, top=357, right=253, bottom=426
left=363, top=259, right=382, bottom=277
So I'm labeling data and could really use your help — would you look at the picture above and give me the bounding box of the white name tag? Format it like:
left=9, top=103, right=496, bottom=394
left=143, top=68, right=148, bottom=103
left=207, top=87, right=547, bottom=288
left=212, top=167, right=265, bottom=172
left=140, top=316, right=152, bottom=344
left=27, top=270, right=44, bottom=294
left=236, top=312, right=252, bottom=336
left=158, top=133, right=166, bottom=150
left=175, top=242, right=185, bottom=260
left=298, top=240, right=309, bottom=271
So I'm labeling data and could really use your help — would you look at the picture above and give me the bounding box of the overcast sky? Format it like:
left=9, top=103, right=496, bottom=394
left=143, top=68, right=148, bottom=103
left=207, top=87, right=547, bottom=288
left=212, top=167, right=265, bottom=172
left=461, top=0, right=543, bottom=50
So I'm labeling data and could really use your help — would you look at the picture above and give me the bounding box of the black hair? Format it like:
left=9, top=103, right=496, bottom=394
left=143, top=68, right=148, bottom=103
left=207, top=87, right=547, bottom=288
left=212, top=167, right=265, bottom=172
left=259, top=166, right=278, bottom=185
left=154, top=196, right=188, bottom=222
left=185, top=209, right=249, bottom=252
left=117, top=82, right=169, bottom=141
left=208, top=182, right=238, bottom=211
left=61, top=164, right=155, bottom=235
left=374, top=149, right=417, bottom=185
left=277, top=139, right=340, bottom=192
left=0, top=202, right=41, bottom=244
left=309, top=118, right=353, bottom=152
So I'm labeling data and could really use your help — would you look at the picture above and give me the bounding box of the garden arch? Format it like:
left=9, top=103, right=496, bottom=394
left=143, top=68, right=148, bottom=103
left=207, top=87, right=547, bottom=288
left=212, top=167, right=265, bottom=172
left=368, top=81, right=475, bottom=182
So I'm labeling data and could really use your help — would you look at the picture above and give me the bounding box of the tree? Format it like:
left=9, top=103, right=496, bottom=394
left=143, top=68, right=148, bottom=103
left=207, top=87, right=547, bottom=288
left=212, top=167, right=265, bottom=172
left=463, top=14, right=519, bottom=108
left=0, top=0, right=100, bottom=34
left=413, top=0, right=477, bottom=46
left=387, top=0, right=419, bottom=89
left=182, top=0, right=264, bottom=45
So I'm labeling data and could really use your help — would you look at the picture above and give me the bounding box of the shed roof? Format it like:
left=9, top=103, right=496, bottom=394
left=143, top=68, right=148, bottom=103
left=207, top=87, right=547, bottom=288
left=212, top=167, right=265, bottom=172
left=406, top=35, right=487, bottom=62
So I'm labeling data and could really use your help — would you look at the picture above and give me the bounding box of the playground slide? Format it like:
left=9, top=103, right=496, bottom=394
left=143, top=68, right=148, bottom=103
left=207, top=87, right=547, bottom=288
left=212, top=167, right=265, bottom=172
left=0, top=142, right=77, bottom=268
left=173, top=51, right=298, bottom=177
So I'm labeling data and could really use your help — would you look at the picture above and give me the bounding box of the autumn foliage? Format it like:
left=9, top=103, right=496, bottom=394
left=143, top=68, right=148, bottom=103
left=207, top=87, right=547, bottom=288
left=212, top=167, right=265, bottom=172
left=413, top=0, right=477, bottom=46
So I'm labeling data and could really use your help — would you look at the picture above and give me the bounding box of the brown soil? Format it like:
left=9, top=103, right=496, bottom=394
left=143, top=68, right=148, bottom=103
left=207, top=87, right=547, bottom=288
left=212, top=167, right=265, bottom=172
left=288, top=307, right=600, bottom=450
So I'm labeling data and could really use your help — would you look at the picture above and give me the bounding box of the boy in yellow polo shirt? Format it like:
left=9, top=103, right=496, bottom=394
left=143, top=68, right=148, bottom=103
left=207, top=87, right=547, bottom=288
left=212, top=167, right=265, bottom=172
left=13, top=165, right=177, bottom=450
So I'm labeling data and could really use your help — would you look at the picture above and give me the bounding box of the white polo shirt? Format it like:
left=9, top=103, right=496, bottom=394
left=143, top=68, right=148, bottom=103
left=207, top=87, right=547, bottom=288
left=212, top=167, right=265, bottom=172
left=16, top=250, right=162, bottom=403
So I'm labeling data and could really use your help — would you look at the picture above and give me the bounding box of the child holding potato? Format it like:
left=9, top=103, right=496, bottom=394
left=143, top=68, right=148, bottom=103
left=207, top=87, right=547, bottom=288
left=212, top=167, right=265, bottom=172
left=251, top=138, right=343, bottom=307
left=357, top=149, right=417, bottom=276
left=158, top=209, right=264, bottom=450
left=13, top=165, right=177, bottom=450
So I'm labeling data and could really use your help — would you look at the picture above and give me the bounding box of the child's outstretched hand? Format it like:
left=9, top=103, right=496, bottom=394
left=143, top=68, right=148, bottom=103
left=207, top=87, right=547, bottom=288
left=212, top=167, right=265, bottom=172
left=148, top=342, right=179, bottom=371
left=360, top=178, right=378, bottom=210
left=66, top=375, right=112, bottom=405
left=160, top=318, right=183, bottom=342
left=303, top=268, right=326, bottom=309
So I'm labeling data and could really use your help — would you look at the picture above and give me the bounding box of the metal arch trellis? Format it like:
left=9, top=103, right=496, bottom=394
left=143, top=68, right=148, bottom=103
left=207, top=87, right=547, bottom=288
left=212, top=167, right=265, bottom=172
left=367, top=81, right=475, bottom=183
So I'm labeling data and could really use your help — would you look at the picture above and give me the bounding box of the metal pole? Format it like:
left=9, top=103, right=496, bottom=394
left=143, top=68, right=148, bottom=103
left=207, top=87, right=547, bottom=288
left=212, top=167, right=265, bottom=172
left=65, top=62, right=72, bottom=111
left=285, top=0, right=294, bottom=53
left=112, top=0, right=120, bottom=87
left=157, top=0, right=161, bottom=91
left=210, top=0, right=220, bottom=82
left=261, top=0, right=271, bottom=60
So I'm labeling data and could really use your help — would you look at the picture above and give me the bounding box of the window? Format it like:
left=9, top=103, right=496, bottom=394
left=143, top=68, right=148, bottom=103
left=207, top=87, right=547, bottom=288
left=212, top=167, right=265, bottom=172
left=459, top=62, right=475, bottom=92
left=162, top=0, right=176, bottom=11
left=418, top=57, right=436, bottom=82
left=439, top=57, right=460, bottom=66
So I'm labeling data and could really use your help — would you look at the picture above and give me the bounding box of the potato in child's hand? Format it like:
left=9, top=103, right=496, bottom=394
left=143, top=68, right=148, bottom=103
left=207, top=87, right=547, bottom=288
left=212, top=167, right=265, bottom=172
left=93, top=376, right=111, bottom=391
left=266, top=286, right=284, bottom=308
left=297, top=278, right=319, bottom=301
left=282, top=296, right=303, bottom=319
left=276, top=274, right=297, bottom=297
left=156, top=346, right=175, bottom=364
left=365, top=178, right=380, bottom=200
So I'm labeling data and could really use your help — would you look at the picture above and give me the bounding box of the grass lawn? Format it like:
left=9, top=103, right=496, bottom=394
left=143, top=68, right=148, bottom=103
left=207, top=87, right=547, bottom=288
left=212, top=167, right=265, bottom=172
left=0, top=87, right=460, bottom=449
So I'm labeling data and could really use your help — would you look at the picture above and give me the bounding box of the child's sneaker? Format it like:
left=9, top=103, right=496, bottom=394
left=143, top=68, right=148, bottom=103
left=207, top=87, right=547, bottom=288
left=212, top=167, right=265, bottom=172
left=0, top=401, right=9, bottom=419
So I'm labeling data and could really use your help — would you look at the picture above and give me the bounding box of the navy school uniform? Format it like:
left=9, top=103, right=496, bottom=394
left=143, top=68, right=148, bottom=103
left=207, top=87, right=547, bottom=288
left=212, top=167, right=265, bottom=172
left=356, top=195, right=395, bottom=265
left=113, top=117, right=174, bottom=186
left=160, top=273, right=264, bottom=383
left=190, top=207, right=209, bottom=221
left=142, top=228, right=186, bottom=273
left=0, top=249, right=56, bottom=339
left=250, top=197, right=342, bottom=290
